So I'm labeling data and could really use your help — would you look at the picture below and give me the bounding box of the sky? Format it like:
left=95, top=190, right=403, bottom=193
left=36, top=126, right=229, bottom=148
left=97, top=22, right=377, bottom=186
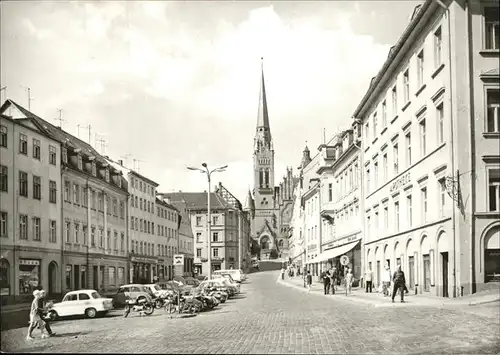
left=1, top=0, right=422, bottom=203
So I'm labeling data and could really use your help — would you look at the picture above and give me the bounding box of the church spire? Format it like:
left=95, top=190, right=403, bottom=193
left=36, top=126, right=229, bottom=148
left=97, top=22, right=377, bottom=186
left=256, top=57, right=271, bottom=134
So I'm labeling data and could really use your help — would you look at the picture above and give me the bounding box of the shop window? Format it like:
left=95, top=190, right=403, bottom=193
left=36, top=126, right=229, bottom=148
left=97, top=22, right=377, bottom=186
left=65, top=265, right=72, bottom=290
left=19, top=259, right=40, bottom=295
left=108, top=267, right=116, bottom=286
left=488, top=168, right=500, bottom=212
left=118, top=267, right=124, bottom=285
left=0, top=259, right=10, bottom=296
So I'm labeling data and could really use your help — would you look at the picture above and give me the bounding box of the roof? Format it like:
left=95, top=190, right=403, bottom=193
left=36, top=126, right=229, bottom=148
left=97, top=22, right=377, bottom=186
left=65, top=289, right=98, bottom=294
left=161, top=192, right=233, bottom=210
left=0, top=99, right=108, bottom=165
left=155, top=197, right=179, bottom=212
left=106, top=157, right=159, bottom=186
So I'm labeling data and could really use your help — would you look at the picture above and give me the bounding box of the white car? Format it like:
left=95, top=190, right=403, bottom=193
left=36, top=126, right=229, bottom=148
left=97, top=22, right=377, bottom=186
left=48, top=289, right=113, bottom=320
left=144, top=284, right=169, bottom=298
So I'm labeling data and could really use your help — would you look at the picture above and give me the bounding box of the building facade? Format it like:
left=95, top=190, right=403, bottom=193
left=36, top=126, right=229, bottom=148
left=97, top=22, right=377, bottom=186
left=352, top=0, right=499, bottom=297
left=275, top=168, right=297, bottom=261
left=0, top=110, right=62, bottom=301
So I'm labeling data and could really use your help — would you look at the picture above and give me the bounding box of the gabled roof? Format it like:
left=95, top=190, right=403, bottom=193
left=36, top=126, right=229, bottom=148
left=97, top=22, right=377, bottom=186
left=0, top=99, right=107, bottom=165
left=106, top=157, right=158, bottom=186
left=160, top=192, right=233, bottom=211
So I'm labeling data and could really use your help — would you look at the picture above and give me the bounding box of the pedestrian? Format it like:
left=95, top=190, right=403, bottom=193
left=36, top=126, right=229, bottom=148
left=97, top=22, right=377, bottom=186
left=345, top=269, right=354, bottom=294
left=329, top=266, right=336, bottom=294
left=38, top=290, right=55, bottom=336
left=26, top=290, right=48, bottom=340
left=306, top=270, right=312, bottom=291
left=365, top=265, right=373, bottom=293
left=382, top=263, right=391, bottom=297
left=322, top=269, right=331, bottom=295
left=391, top=265, right=407, bottom=303
left=280, top=267, right=285, bottom=280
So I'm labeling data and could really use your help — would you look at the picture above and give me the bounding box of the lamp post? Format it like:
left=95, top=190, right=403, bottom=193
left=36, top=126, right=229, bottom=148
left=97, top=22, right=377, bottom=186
left=187, top=163, right=228, bottom=280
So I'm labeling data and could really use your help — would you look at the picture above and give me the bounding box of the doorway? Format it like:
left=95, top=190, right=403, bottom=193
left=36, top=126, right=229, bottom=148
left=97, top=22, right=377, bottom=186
left=441, top=252, right=449, bottom=298
left=48, top=262, right=57, bottom=295
left=93, top=266, right=98, bottom=290
left=74, top=265, right=80, bottom=290
left=423, top=254, right=431, bottom=292
left=376, top=261, right=381, bottom=287
left=408, top=256, right=415, bottom=289
left=81, top=267, right=86, bottom=289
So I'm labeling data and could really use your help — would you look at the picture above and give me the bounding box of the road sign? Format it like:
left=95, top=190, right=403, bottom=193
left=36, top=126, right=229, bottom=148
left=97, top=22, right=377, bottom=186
left=340, top=255, right=349, bottom=266
left=173, top=254, right=184, bottom=266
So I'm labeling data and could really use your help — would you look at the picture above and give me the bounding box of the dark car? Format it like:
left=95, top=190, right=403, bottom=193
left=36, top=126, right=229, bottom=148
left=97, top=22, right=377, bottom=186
left=112, top=284, right=154, bottom=308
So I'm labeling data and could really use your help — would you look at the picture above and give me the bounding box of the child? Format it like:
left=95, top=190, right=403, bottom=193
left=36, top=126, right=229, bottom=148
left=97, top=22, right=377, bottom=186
left=306, top=270, right=312, bottom=291
left=345, top=269, right=354, bottom=294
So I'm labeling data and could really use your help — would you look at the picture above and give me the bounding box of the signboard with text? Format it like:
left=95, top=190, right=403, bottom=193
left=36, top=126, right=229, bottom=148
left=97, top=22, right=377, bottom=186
left=173, top=254, right=185, bottom=266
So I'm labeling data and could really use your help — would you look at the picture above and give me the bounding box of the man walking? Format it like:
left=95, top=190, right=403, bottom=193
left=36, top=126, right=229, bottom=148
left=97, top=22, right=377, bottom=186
left=365, top=266, right=373, bottom=293
left=322, top=269, right=331, bottom=295
left=306, top=270, right=312, bottom=291
left=38, top=290, right=55, bottom=336
left=392, top=265, right=407, bottom=303
left=280, top=267, right=285, bottom=280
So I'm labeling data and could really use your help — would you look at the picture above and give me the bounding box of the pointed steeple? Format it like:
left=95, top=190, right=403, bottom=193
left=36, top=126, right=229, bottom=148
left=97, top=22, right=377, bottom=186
left=257, top=57, right=270, bottom=131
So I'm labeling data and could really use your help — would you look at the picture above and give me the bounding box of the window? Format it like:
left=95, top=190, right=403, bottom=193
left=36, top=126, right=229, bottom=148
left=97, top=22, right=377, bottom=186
left=19, top=215, right=28, bottom=239
left=382, top=153, right=388, bottom=182
left=366, top=168, right=371, bottom=194
left=437, top=104, right=445, bottom=143
left=0, top=165, right=7, bottom=192
left=65, top=221, right=71, bottom=243
left=374, top=160, right=379, bottom=189
left=77, top=155, right=83, bottom=170
left=113, top=198, right=117, bottom=216
left=421, top=187, right=428, bottom=223
left=366, top=216, right=371, bottom=238
left=98, top=192, right=103, bottom=211
left=487, top=89, right=500, bottom=133
left=121, top=233, right=125, bottom=251
left=33, top=176, right=41, bottom=200
left=49, top=145, right=56, bottom=165
left=213, top=248, right=219, bottom=257
left=140, top=198, right=143, bottom=210
left=105, top=169, right=109, bottom=182
left=46, top=180, right=56, bottom=204
left=99, top=229, right=103, bottom=248
left=383, top=205, right=389, bottom=229
left=73, top=184, right=79, bottom=204
left=108, top=267, right=116, bottom=286
left=196, top=233, right=201, bottom=243
left=434, top=26, right=442, bottom=67
left=32, top=139, right=40, bottom=160
left=196, top=216, right=202, bottom=226
left=19, top=133, right=27, bottom=154
left=213, top=232, right=219, bottom=242
left=120, top=201, right=124, bottom=218
left=83, top=187, right=88, bottom=207
left=394, top=201, right=400, bottom=232
left=373, top=112, right=378, bottom=138
left=213, top=216, right=218, bottom=225
left=488, top=168, right=500, bottom=212
left=392, top=85, right=398, bottom=116
left=107, top=230, right=110, bottom=250
left=407, top=195, right=413, bottom=228
left=405, top=132, right=412, bottom=167
left=32, top=217, right=41, bottom=241
left=419, top=119, right=427, bottom=156
left=382, top=100, right=387, bottom=128
left=62, top=147, right=67, bottom=164
left=485, top=7, right=499, bottom=50
left=403, top=70, right=410, bottom=103
left=91, top=227, right=96, bottom=246
left=83, top=225, right=88, bottom=245
left=64, top=181, right=70, bottom=202
left=0, top=125, right=6, bottom=147
left=74, top=223, right=79, bottom=244
left=49, top=220, right=56, bottom=243
left=417, top=50, right=424, bottom=89
left=91, top=190, right=96, bottom=209
left=91, top=162, right=96, bottom=176
left=365, top=122, right=370, bottom=142
left=114, top=231, right=118, bottom=250
left=438, top=180, right=446, bottom=217
left=118, top=267, right=124, bottom=285
left=0, top=212, right=6, bottom=237
left=393, top=143, right=399, bottom=175
left=328, top=183, right=333, bottom=201
left=19, top=171, right=28, bottom=197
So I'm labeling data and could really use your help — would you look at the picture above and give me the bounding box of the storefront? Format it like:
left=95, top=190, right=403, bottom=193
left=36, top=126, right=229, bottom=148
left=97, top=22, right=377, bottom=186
left=19, top=259, right=40, bottom=295
left=130, top=255, right=158, bottom=284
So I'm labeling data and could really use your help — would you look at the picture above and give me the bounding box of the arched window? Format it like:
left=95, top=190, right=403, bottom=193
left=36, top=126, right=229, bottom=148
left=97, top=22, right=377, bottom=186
left=484, top=226, right=500, bottom=283
left=259, top=170, right=264, bottom=188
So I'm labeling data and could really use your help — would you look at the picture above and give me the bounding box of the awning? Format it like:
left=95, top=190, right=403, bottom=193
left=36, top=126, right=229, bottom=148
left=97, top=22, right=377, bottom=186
left=306, top=240, right=360, bottom=264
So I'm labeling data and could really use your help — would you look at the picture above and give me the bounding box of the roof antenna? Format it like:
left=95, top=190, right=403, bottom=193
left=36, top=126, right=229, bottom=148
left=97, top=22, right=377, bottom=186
left=20, top=86, right=33, bottom=111
left=54, top=109, right=66, bottom=129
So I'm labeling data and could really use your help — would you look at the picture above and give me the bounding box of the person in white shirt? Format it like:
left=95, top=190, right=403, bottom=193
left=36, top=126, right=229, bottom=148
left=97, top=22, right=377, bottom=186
left=381, top=263, right=392, bottom=296
left=365, top=266, right=374, bottom=293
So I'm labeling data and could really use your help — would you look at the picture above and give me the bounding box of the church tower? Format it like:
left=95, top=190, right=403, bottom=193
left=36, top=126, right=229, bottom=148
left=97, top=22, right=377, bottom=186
left=252, top=58, right=278, bottom=259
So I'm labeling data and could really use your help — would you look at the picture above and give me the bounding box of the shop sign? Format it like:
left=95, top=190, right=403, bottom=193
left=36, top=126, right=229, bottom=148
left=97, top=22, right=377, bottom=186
left=389, top=172, right=411, bottom=193
left=20, top=259, right=40, bottom=266
left=130, top=256, right=157, bottom=264
left=0, top=288, right=10, bottom=296
left=326, top=233, right=361, bottom=249
left=173, top=254, right=184, bottom=266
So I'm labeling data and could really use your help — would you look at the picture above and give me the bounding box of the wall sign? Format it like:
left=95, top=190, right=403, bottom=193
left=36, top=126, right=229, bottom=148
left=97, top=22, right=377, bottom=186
left=389, top=172, right=411, bottom=193
left=20, top=259, right=40, bottom=266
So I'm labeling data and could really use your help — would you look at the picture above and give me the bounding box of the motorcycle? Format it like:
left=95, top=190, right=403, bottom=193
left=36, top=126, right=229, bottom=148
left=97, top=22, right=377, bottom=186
left=164, top=292, right=201, bottom=314
left=123, top=297, right=154, bottom=318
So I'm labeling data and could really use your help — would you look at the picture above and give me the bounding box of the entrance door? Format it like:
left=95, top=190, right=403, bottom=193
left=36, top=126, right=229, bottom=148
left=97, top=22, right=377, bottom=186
left=423, top=254, right=431, bottom=292
left=81, top=268, right=86, bottom=289
left=74, top=265, right=80, bottom=290
left=376, top=261, right=381, bottom=287
left=48, top=262, right=57, bottom=295
left=441, top=252, right=449, bottom=298
left=93, top=266, right=98, bottom=290
left=408, top=256, right=415, bottom=289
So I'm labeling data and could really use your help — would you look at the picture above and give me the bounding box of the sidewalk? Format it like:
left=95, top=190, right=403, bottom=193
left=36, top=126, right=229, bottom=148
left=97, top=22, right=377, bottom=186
left=277, top=275, right=500, bottom=308
left=0, top=302, right=32, bottom=314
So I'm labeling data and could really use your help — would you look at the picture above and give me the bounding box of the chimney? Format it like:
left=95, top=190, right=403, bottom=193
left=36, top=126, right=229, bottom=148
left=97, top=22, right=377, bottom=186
left=118, top=160, right=123, bottom=166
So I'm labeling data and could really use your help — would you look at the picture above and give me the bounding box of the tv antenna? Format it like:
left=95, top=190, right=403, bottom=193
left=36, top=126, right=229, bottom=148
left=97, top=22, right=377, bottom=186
left=96, top=137, right=108, bottom=155
left=20, top=86, right=33, bottom=111
left=120, top=154, right=132, bottom=167
left=78, top=124, right=92, bottom=144
left=54, top=109, right=66, bottom=129
left=0, top=86, right=6, bottom=103
left=133, top=158, right=146, bottom=172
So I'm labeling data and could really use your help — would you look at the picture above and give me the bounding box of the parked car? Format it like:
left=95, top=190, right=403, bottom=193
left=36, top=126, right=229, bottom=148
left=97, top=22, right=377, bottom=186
left=211, top=274, right=240, bottom=293
left=199, top=280, right=236, bottom=297
left=213, top=269, right=246, bottom=283
left=48, top=289, right=113, bottom=320
left=112, top=284, right=154, bottom=308
left=172, top=276, right=196, bottom=294
left=144, top=283, right=170, bottom=298
left=159, top=281, right=190, bottom=295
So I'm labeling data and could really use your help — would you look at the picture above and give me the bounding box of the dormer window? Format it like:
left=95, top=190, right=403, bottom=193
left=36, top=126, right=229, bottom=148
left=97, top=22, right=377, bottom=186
left=62, top=147, right=68, bottom=164
left=105, top=169, right=110, bottom=183
left=117, top=176, right=122, bottom=188
left=77, top=155, right=83, bottom=170
left=91, top=162, right=96, bottom=176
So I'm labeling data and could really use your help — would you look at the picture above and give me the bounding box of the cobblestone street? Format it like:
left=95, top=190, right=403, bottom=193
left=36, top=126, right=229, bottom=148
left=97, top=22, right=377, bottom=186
left=1, top=271, right=499, bottom=354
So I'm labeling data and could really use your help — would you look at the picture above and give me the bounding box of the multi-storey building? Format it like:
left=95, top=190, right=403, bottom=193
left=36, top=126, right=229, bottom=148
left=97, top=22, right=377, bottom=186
left=352, top=0, right=499, bottom=297
left=275, top=168, right=297, bottom=261
left=0, top=109, right=62, bottom=300
left=163, top=190, right=240, bottom=275
left=155, top=197, right=183, bottom=280
left=315, top=130, right=363, bottom=280
left=288, top=183, right=305, bottom=269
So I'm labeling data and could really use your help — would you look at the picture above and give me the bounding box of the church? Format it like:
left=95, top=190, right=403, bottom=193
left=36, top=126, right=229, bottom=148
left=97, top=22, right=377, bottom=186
left=244, top=59, right=298, bottom=261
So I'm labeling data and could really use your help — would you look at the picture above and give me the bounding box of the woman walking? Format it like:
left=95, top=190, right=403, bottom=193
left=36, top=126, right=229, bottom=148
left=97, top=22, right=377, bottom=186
left=26, top=290, right=48, bottom=340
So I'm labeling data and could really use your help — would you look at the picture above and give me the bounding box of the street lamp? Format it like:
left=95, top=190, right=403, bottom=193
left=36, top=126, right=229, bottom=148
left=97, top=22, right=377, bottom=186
left=187, top=163, right=228, bottom=280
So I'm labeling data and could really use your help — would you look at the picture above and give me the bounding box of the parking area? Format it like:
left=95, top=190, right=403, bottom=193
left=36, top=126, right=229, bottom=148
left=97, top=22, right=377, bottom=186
left=1, top=271, right=499, bottom=354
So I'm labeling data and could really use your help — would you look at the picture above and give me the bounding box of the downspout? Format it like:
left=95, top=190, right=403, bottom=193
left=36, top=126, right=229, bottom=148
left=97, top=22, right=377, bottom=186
left=12, top=121, right=17, bottom=299
left=434, top=0, right=458, bottom=298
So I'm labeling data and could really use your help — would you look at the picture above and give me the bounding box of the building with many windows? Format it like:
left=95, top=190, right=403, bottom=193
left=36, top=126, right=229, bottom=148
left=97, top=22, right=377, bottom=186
left=352, top=0, right=499, bottom=297
left=0, top=110, right=62, bottom=300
